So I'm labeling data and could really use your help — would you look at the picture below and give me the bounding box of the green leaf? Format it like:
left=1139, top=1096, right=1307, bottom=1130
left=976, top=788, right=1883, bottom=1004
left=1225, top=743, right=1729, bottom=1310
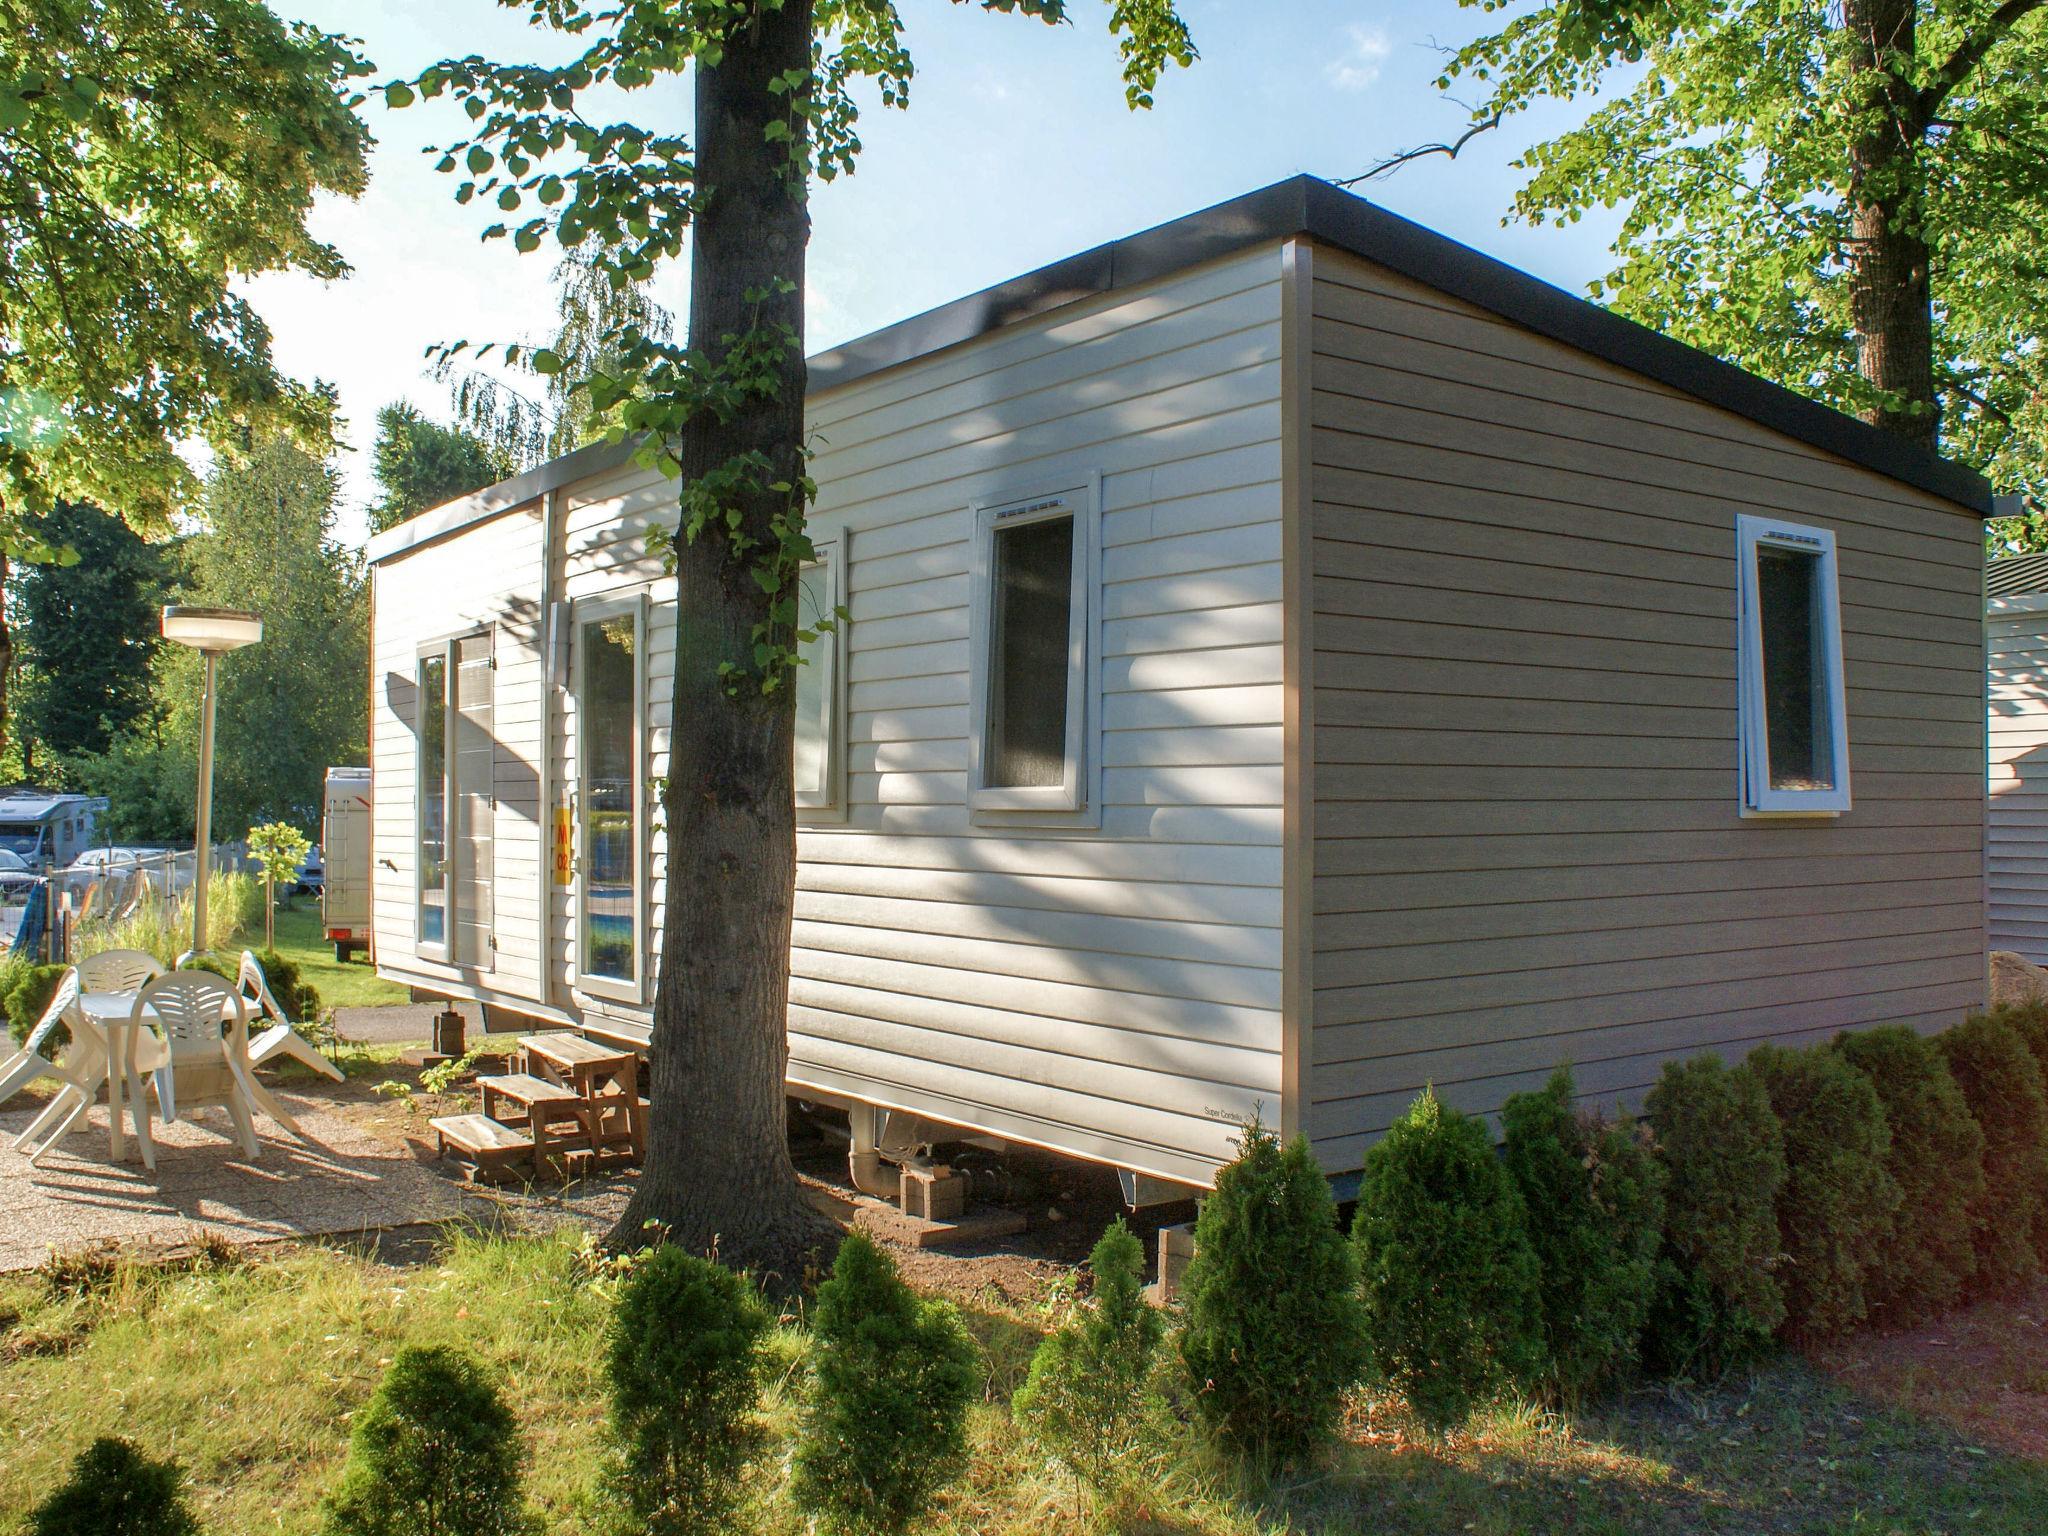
left=384, top=81, right=415, bottom=110
left=514, top=226, right=541, bottom=254
left=532, top=348, right=563, bottom=375
left=465, top=95, right=487, bottom=120
left=497, top=186, right=520, bottom=210
left=466, top=145, right=493, bottom=174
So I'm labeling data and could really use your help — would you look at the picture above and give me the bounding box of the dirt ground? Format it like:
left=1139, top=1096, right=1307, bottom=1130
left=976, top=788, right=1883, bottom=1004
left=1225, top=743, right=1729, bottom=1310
left=1810, top=1281, right=2048, bottom=1461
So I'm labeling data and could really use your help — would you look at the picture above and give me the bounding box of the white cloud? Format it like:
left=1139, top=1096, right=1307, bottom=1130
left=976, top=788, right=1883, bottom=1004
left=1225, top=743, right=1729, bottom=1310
left=1325, top=25, right=1392, bottom=93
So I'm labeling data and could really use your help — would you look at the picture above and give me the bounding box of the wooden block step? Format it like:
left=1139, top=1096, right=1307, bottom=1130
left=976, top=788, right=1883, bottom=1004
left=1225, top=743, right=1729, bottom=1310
left=429, top=1114, right=533, bottom=1185
left=477, top=1072, right=582, bottom=1108
left=520, top=1033, right=632, bottom=1071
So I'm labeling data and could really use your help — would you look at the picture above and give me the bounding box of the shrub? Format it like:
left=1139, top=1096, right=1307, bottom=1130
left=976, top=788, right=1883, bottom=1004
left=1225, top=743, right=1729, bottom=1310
left=793, top=1230, right=978, bottom=1536
left=1833, top=1025, right=1987, bottom=1324
left=6, top=962, right=69, bottom=1047
left=1013, top=1219, right=1164, bottom=1501
left=1744, top=1043, right=1901, bottom=1341
left=1501, top=1069, right=1665, bottom=1403
left=1937, top=1012, right=2048, bottom=1296
left=322, top=1344, right=530, bottom=1536
left=28, top=1437, right=201, bottom=1536
left=1177, top=1122, right=1367, bottom=1467
left=604, top=1246, right=773, bottom=1534
left=1643, top=1054, right=1787, bottom=1378
left=252, top=945, right=322, bottom=1022
left=1354, top=1088, right=1543, bottom=1431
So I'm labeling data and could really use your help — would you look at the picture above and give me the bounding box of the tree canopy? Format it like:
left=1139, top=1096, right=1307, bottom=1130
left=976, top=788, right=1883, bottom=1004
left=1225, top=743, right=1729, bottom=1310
left=0, top=0, right=371, bottom=533
left=369, top=402, right=514, bottom=532
left=1397, top=0, right=2046, bottom=529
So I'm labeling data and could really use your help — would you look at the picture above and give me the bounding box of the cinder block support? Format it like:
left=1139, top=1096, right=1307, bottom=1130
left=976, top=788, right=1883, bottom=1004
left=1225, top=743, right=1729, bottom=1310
left=1151, top=1222, right=1197, bottom=1306
left=900, top=1163, right=967, bottom=1223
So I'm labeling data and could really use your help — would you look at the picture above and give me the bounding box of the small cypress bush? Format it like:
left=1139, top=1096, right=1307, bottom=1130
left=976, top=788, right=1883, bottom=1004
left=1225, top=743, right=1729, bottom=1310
left=1177, top=1122, right=1368, bottom=1467
left=1354, top=1088, right=1543, bottom=1432
left=1013, top=1219, right=1164, bottom=1502
left=1642, top=1054, right=1787, bottom=1378
left=1501, top=1069, right=1665, bottom=1404
left=1833, top=1025, right=1987, bottom=1324
left=1997, top=1001, right=2048, bottom=1266
left=253, top=945, right=322, bottom=1022
left=6, top=962, right=68, bottom=1047
left=1744, top=1043, right=1901, bottom=1341
left=322, top=1344, right=530, bottom=1536
left=1937, top=1012, right=2048, bottom=1296
left=29, top=1437, right=201, bottom=1536
left=604, top=1245, right=773, bottom=1534
left=793, top=1230, right=979, bottom=1536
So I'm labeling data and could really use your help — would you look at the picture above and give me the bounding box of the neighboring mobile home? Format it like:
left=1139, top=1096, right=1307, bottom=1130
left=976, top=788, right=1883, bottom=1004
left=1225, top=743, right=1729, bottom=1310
left=1986, top=553, right=2048, bottom=963
left=366, top=176, right=1992, bottom=1194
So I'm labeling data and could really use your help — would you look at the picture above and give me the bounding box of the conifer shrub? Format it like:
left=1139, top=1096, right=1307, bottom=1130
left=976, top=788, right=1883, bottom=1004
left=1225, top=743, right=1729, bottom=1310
left=322, top=1344, right=530, bottom=1536
left=792, top=1230, right=978, bottom=1535
left=1013, top=1219, right=1164, bottom=1503
left=29, top=1437, right=201, bottom=1536
left=1642, top=1054, right=1787, bottom=1378
left=1744, top=1043, right=1901, bottom=1341
left=604, top=1246, right=772, bottom=1534
left=1937, top=1011, right=2048, bottom=1296
left=1500, top=1069, right=1665, bottom=1404
left=1176, top=1122, right=1368, bottom=1467
left=1353, top=1088, right=1543, bottom=1431
left=5, top=962, right=68, bottom=1047
left=252, top=945, right=323, bottom=1023
left=1833, top=1025, right=1987, bottom=1324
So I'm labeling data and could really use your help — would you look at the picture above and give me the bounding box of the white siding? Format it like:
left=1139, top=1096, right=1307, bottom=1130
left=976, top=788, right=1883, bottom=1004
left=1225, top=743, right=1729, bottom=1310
left=1990, top=602, right=2048, bottom=961
left=371, top=244, right=1290, bottom=1187
left=370, top=502, right=550, bottom=1003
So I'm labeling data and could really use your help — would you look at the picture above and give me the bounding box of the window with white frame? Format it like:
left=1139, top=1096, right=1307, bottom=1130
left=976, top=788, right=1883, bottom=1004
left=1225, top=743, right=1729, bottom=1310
left=1736, top=514, right=1850, bottom=815
left=793, top=543, right=841, bottom=813
left=968, top=488, right=1092, bottom=812
left=575, top=597, right=645, bottom=998
left=415, top=630, right=496, bottom=967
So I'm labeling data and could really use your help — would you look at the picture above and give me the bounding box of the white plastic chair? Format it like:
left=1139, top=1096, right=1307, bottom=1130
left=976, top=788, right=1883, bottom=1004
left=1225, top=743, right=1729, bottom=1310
left=139, top=971, right=263, bottom=1163
left=5, top=969, right=94, bottom=1156
left=78, top=948, right=165, bottom=996
left=237, top=951, right=343, bottom=1083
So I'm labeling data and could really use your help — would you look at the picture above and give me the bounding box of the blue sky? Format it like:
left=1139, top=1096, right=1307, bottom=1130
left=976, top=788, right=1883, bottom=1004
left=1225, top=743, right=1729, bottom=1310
left=259, top=1, right=1626, bottom=543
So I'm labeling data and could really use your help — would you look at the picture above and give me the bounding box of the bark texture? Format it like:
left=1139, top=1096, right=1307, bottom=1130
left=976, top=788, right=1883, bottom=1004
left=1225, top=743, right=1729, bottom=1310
left=1842, top=0, right=1939, bottom=446
left=607, top=0, right=837, bottom=1279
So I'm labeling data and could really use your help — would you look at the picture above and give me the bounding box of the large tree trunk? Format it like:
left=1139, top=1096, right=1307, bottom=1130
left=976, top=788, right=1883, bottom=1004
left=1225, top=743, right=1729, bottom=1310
left=608, top=0, right=835, bottom=1278
left=0, top=547, right=13, bottom=769
left=1842, top=0, right=1939, bottom=447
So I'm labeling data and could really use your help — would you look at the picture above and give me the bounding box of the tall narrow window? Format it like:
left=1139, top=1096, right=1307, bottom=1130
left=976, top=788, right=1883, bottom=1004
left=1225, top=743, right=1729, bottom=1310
left=1737, top=515, right=1850, bottom=815
left=578, top=602, right=642, bottom=995
left=452, top=634, right=495, bottom=972
left=969, top=491, right=1091, bottom=812
left=417, top=652, right=449, bottom=956
left=793, top=551, right=839, bottom=811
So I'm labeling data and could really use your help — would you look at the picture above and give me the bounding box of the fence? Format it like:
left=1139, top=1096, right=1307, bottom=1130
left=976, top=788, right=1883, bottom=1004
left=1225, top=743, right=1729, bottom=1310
left=0, top=845, right=254, bottom=963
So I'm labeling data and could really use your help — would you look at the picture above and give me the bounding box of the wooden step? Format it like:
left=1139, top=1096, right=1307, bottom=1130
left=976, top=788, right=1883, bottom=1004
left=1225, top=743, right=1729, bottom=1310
left=519, top=1033, right=632, bottom=1072
left=429, top=1114, right=533, bottom=1185
left=476, top=1072, right=582, bottom=1108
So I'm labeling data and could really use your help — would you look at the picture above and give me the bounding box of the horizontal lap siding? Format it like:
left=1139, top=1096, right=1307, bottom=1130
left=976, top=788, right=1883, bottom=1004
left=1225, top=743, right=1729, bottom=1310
left=1306, top=250, right=1986, bottom=1169
left=370, top=504, right=549, bottom=1000
left=792, top=247, right=1288, bottom=1186
left=1988, top=607, right=2048, bottom=960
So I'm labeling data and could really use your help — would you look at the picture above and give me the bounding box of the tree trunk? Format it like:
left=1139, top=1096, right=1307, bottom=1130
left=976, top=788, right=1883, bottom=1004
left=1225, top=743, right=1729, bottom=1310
left=608, top=0, right=836, bottom=1278
left=1842, top=0, right=1939, bottom=446
left=0, top=547, right=12, bottom=769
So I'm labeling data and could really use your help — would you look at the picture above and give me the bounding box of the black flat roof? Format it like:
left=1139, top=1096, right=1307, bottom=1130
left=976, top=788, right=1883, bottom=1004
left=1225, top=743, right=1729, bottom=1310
left=371, top=175, right=1987, bottom=564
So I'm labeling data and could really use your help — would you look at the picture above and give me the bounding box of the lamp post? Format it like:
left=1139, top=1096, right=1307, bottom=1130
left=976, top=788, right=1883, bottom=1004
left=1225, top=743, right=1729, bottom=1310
left=161, top=607, right=262, bottom=961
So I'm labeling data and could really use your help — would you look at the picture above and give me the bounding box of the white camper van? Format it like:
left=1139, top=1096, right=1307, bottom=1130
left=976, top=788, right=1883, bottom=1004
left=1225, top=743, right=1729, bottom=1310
left=321, top=767, right=372, bottom=961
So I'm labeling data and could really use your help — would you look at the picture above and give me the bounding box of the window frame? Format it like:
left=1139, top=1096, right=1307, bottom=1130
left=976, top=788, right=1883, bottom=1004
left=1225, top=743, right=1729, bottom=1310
left=793, top=534, right=846, bottom=820
left=572, top=593, right=649, bottom=1004
left=413, top=629, right=494, bottom=966
left=1736, top=513, right=1852, bottom=817
left=966, top=485, right=1096, bottom=815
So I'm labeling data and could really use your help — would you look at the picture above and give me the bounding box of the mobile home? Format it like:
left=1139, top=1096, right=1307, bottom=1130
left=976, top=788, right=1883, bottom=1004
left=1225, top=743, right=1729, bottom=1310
left=366, top=177, right=1991, bottom=1192
left=1986, top=553, right=2048, bottom=963
left=0, top=790, right=105, bottom=873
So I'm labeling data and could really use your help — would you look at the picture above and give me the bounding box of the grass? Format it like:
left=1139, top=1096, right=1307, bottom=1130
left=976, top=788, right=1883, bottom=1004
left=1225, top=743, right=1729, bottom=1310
left=0, top=1231, right=2040, bottom=1535
left=267, top=899, right=409, bottom=1011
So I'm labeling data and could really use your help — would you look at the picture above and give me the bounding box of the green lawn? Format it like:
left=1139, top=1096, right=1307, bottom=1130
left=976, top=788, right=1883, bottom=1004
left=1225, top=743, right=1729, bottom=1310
left=265, top=899, right=410, bottom=1011
left=0, top=1231, right=2039, bottom=1535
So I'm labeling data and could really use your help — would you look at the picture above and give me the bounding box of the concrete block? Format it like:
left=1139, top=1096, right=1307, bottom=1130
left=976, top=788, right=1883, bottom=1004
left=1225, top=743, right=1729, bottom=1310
left=1151, top=1222, right=1196, bottom=1306
left=900, top=1163, right=967, bottom=1223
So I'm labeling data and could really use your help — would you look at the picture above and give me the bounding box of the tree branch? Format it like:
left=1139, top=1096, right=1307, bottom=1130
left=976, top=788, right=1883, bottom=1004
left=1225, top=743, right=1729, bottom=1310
left=1334, top=111, right=1503, bottom=186
left=1917, top=0, right=2048, bottom=123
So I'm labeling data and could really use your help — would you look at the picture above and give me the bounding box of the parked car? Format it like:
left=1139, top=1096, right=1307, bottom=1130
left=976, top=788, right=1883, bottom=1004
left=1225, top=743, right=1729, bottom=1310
left=296, top=845, right=325, bottom=896
left=68, top=846, right=169, bottom=873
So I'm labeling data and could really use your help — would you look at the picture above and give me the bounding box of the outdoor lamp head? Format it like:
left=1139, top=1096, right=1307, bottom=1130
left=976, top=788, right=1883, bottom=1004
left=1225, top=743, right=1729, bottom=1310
left=161, top=606, right=263, bottom=654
